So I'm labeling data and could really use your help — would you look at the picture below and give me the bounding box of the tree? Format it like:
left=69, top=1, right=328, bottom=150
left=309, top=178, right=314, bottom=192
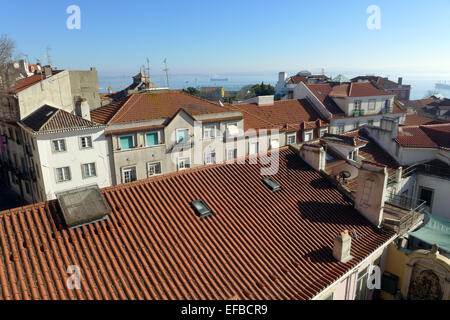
left=182, top=87, right=200, bottom=97
left=0, top=35, right=16, bottom=92
left=250, top=82, right=275, bottom=97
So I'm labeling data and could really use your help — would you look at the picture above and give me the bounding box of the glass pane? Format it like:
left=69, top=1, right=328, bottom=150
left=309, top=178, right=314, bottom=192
left=146, top=133, right=158, bottom=146
left=120, top=136, right=133, bottom=150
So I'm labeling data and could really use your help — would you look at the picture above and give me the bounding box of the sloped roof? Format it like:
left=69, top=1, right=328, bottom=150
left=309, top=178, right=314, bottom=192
left=90, top=91, right=226, bottom=125
left=0, top=148, right=394, bottom=300
left=396, top=123, right=450, bottom=149
left=403, top=114, right=445, bottom=126
left=21, top=105, right=101, bottom=134
left=8, top=74, right=45, bottom=94
left=227, top=99, right=327, bottom=132
left=306, top=84, right=345, bottom=115
left=329, top=82, right=393, bottom=98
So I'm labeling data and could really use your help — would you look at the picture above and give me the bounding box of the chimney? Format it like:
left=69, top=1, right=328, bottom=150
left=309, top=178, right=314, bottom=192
left=380, top=117, right=399, bottom=139
left=43, top=65, right=53, bottom=78
left=398, top=77, right=403, bottom=85
left=333, top=230, right=353, bottom=263
left=299, top=144, right=326, bottom=171
left=354, top=162, right=388, bottom=227
left=76, top=98, right=91, bottom=122
left=256, top=95, right=274, bottom=106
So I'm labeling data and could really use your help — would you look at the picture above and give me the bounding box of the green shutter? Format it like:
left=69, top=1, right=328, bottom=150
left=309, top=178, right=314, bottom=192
left=120, top=136, right=133, bottom=150
left=146, top=133, right=158, bottom=146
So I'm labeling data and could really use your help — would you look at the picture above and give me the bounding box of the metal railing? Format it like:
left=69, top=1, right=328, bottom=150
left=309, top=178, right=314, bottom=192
left=403, top=163, right=450, bottom=180
left=384, top=194, right=427, bottom=234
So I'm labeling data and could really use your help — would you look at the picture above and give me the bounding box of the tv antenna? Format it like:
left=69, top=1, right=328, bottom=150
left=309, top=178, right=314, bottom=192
left=163, top=58, right=170, bottom=88
left=45, top=46, right=52, bottom=67
left=146, top=57, right=151, bottom=79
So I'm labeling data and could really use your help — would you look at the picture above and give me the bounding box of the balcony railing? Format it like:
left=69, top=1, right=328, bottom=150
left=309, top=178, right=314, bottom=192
left=403, top=163, right=450, bottom=180
left=352, top=110, right=365, bottom=117
left=383, top=194, right=427, bottom=234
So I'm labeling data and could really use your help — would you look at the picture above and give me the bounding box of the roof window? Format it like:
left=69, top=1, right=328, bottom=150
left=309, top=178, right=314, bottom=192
left=191, top=199, right=214, bottom=219
left=263, top=177, right=282, bottom=193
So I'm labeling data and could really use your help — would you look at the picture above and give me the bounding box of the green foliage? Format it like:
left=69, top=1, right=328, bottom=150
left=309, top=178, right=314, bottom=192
left=250, top=82, right=275, bottom=97
left=182, top=87, right=200, bottom=96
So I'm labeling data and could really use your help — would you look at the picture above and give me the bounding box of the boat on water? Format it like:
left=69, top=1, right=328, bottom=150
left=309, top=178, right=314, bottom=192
left=435, top=81, right=450, bottom=90
left=210, top=78, right=229, bottom=82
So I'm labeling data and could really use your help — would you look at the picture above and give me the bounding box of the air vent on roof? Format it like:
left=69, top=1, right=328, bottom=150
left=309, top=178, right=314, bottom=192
left=263, top=177, right=282, bottom=192
left=191, top=199, right=214, bottom=219
left=57, top=185, right=111, bottom=228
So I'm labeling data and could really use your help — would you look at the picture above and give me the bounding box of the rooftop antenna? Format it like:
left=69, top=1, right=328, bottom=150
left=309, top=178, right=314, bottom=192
left=321, top=68, right=325, bottom=75
left=163, top=58, right=170, bottom=88
left=146, top=57, right=151, bottom=79
left=45, top=46, right=52, bottom=67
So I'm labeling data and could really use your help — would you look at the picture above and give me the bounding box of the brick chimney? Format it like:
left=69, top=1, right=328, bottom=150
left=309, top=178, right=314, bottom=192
left=398, top=77, right=403, bottom=85
left=333, top=230, right=353, bottom=263
left=75, top=98, right=91, bottom=122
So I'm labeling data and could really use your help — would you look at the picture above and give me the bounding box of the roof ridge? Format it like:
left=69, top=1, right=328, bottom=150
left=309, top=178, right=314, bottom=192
left=38, top=108, right=61, bottom=131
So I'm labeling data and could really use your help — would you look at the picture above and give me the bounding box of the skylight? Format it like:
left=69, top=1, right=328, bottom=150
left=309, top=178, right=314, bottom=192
left=191, top=199, right=214, bottom=219
left=263, top=177, right=282, bottom=192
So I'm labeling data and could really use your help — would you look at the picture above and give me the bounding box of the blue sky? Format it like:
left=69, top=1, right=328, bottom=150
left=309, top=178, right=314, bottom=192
left=2, top=0, right=450, bottom=78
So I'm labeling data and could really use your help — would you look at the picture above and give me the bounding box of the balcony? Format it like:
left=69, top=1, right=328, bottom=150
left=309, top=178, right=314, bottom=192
left=382, top=194, right=426, bottom=234
left=167, top=138, right=194, bottom=153
left=352, top=110, right=365, bottom=117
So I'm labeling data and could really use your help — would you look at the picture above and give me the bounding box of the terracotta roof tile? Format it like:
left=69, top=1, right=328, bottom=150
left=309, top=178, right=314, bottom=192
left=306, top=84, right=345, bottom=115
left=8, top=74, right=45, bottom=94
left=330, top=82, right=393, bottom=98
left=90, top=91, right=227, bottom=125
left=0, top=148, right=394, bottom=300
left=403, top=114, right=445, bottom=126
left=396, top=123, right=450, bottom=149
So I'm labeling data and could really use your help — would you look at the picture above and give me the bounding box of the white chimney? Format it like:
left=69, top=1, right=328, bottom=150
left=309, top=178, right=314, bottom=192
left=76, top=98, right=91, bottom=122
left=333, top=230, right=353, bottom=263
left=354, top=161, right=388, bottom=227
left=257, top=95, right=274, bottom=106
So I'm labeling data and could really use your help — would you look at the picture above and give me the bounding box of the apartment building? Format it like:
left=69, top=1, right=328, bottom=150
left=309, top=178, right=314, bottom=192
left=351, top=76, right=411, bottom=101
left=275, top=71, right=329, bottom=97
left=90, top=90, right=249, bottom=185
left=289, top=81, right=406, bottom=134
left=0, top=67, right=103, bottom=202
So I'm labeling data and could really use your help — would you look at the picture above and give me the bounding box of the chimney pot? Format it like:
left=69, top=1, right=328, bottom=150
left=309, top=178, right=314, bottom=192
left=333, top=230, right=353, bottom=263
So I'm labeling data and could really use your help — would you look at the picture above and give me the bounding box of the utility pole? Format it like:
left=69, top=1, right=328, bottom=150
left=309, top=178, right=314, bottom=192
left=146, top=57, right=151, bottom=79
left=45, top=46, right=52, bottom=67
left=163, top=58, right=170, bottom=88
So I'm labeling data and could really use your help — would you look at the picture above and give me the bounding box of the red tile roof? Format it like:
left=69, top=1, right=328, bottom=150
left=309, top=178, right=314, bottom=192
left=227, top=99, right=327, bottom=132
left=8, top=74, right=45, bottom=94
left=396, top=123, right=450, bottom=149
left=329, top=82, right=393, bottom=98
left=0, top=148, right=394, bottom=300
left=286, top=75, right=307, bottom=85
left=90, top=91, right=227, bottom=125
left=306, top=84, right=345, bottom=115
left=403, top=113, right=445, bottom=126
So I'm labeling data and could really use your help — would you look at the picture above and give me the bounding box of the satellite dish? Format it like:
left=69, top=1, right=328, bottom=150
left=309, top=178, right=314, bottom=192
left=13, top=62, right=20, bottom=69
left=339, top=171, right=351, bottom=183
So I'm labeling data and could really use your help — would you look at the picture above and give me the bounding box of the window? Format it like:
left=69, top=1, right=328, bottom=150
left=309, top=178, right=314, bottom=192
left=52, top=139, right=66, bottom=152
left=385, top=100, right=391, bottom=111
left=249, top=142, right=259, bottom=155
left=122, top=167, right=137, bottom=183
left=337, top=125, right=345, bottom=134
left=287, top=134, right=296, bottom=145
left=119, top=136, right=134, bottom=150
left=354, top=100, right=362, bottom=111
left=80, top=136, right=93, bottom=149
left=226, top=123, right=239, bottom=136
left=263, top=177, right=282, bottom=192
left=227, top=148, right=237, bottom=160
left=147, top=161, right=162, bottom=177
left=176, top=129, right=189, bottom=143
left=203, top=125, right=216, bottom=139
left=368, top=120, right=374, bottom=126
left=348, top=151, right=357, bottom=161
left=82, top=163, right=97, bottom=178
left=146, top=132, right=159, bottom=147
left=355, top=267, right=369, bottom=300
left=56, top=167, right=71, bottom=183
left=204, top=152, right=216, bottom=164
left=191, top=199, right=214, bottom=219
left=178, top=157, right=190, bottom=171
left=353, top=122, right=360, bottom=129
left=368, top=99, right=376, bottom=110
left=270, top=139, right=280, bottom=150
left=320, top=129, right=328, bottom=138
left=418, top=187, right=434, bottom=211
left=304, top=131, right=313, bottom=142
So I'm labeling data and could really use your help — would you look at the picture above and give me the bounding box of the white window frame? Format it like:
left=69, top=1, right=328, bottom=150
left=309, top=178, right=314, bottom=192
left=82, top=162, right=97, bottom=179
left=304, top=130, right=313, bottom=142
left=145, top=131, right=160, bottom=147
left=52, top=139, right=66, bottom=153
left=79, top=136, right=93, bottom=149
left=147, top=161, right=162, bottom=177
left=118, top=135, right=135, bottom=150
left=203, top=125, right=216, bottom=140
left=354, top=100, right=362, bottom=111
left=226, top=123, right=239, bottom=137
left=368, top=99, right=376, bottom=111
left=121, top=166, right=137, bottom=183
left=320, top=128, right=328, bottom=138
left=336, top=125, right=345, bottom=134
left=287, top=133, right=296, bottom=145
left=55, top=167, right=71, bottom=183
left=176, top=128, right=190, bottom=143
left=226, top=148, right=237, bottom=160
left=204, top=151, right=216, bottom=165
left=177, top=157, right=191, bottom=171
left=270, top=138, right=280, bottom=150
left=249, top=142, right=259, bottom=155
